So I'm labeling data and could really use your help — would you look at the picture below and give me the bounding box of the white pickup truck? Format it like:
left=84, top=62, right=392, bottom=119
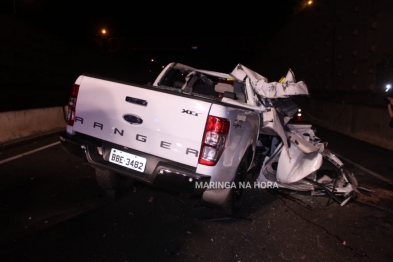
left=60, top=62, right=310, bottom=214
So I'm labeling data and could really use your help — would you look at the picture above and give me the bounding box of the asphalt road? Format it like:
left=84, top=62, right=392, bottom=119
left=0, top=128, right=392, bottom=262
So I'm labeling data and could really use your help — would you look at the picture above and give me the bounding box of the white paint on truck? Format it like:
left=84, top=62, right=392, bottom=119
left=71, top=76, right=211, bottom=167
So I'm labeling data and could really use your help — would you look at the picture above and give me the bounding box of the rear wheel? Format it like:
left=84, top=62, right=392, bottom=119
left=222, top=156, right=248, bottom=215
left=94, top=168, right=134, bottom=199
left=95, top=168, right=120, bottom=190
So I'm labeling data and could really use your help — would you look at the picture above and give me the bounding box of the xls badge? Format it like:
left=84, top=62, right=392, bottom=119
left=182, top=109, right=201, bottom=116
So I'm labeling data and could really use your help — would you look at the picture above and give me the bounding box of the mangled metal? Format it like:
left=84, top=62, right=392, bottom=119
left=157, top=62, right=359, bottom=206
left=230, top=64, right=359, bottom=206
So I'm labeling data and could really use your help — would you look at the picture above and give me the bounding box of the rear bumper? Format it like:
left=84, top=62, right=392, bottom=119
left=59, top=131, right=210, bottom=194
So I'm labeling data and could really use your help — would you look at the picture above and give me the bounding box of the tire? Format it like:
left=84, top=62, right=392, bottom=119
left=95, top=168, right=120, bottom=190
left=222, top=156, right=248, bottom=215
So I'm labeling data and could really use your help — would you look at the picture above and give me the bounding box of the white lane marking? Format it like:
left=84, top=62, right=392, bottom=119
left=333, top=152, right=393, bottom=186
left=0, top=142, right=60, bottom=165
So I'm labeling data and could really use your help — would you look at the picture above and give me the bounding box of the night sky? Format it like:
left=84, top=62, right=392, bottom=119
left=4, top=1, right=300, bottom=36
left=1, top=0, right=304, bottom=71
left=0, top=0, right=307, bottom=111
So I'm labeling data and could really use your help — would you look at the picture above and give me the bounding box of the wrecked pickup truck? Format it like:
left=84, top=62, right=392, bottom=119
left=60, top=62, right=358, bottom=214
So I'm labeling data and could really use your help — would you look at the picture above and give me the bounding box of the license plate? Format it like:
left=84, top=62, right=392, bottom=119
left=109, top=149, right=146, bottom=172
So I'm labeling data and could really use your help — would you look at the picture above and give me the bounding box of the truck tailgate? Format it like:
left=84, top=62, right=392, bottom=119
left=72, top=76, right=211, bottom=167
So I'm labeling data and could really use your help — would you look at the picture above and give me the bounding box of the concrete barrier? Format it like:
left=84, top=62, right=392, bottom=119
left=0, top=106, right=67, bottom=147
left=1, top=102, right=392, bottom=151
left=297, top=99, right=393, bottom=151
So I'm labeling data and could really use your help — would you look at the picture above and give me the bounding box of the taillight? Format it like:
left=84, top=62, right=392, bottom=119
left=198, top=116, right=230, bottom=166
left=66, top=84, right=80, bottom=126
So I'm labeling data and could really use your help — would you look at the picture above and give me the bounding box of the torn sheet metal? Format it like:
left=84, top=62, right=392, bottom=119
left=230, top=64, right=310, bottom=98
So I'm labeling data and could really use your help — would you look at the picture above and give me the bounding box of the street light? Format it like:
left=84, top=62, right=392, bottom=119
left=291, top=0, right=313, bottom=16
left=101, top=29, right=107, bottom=35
